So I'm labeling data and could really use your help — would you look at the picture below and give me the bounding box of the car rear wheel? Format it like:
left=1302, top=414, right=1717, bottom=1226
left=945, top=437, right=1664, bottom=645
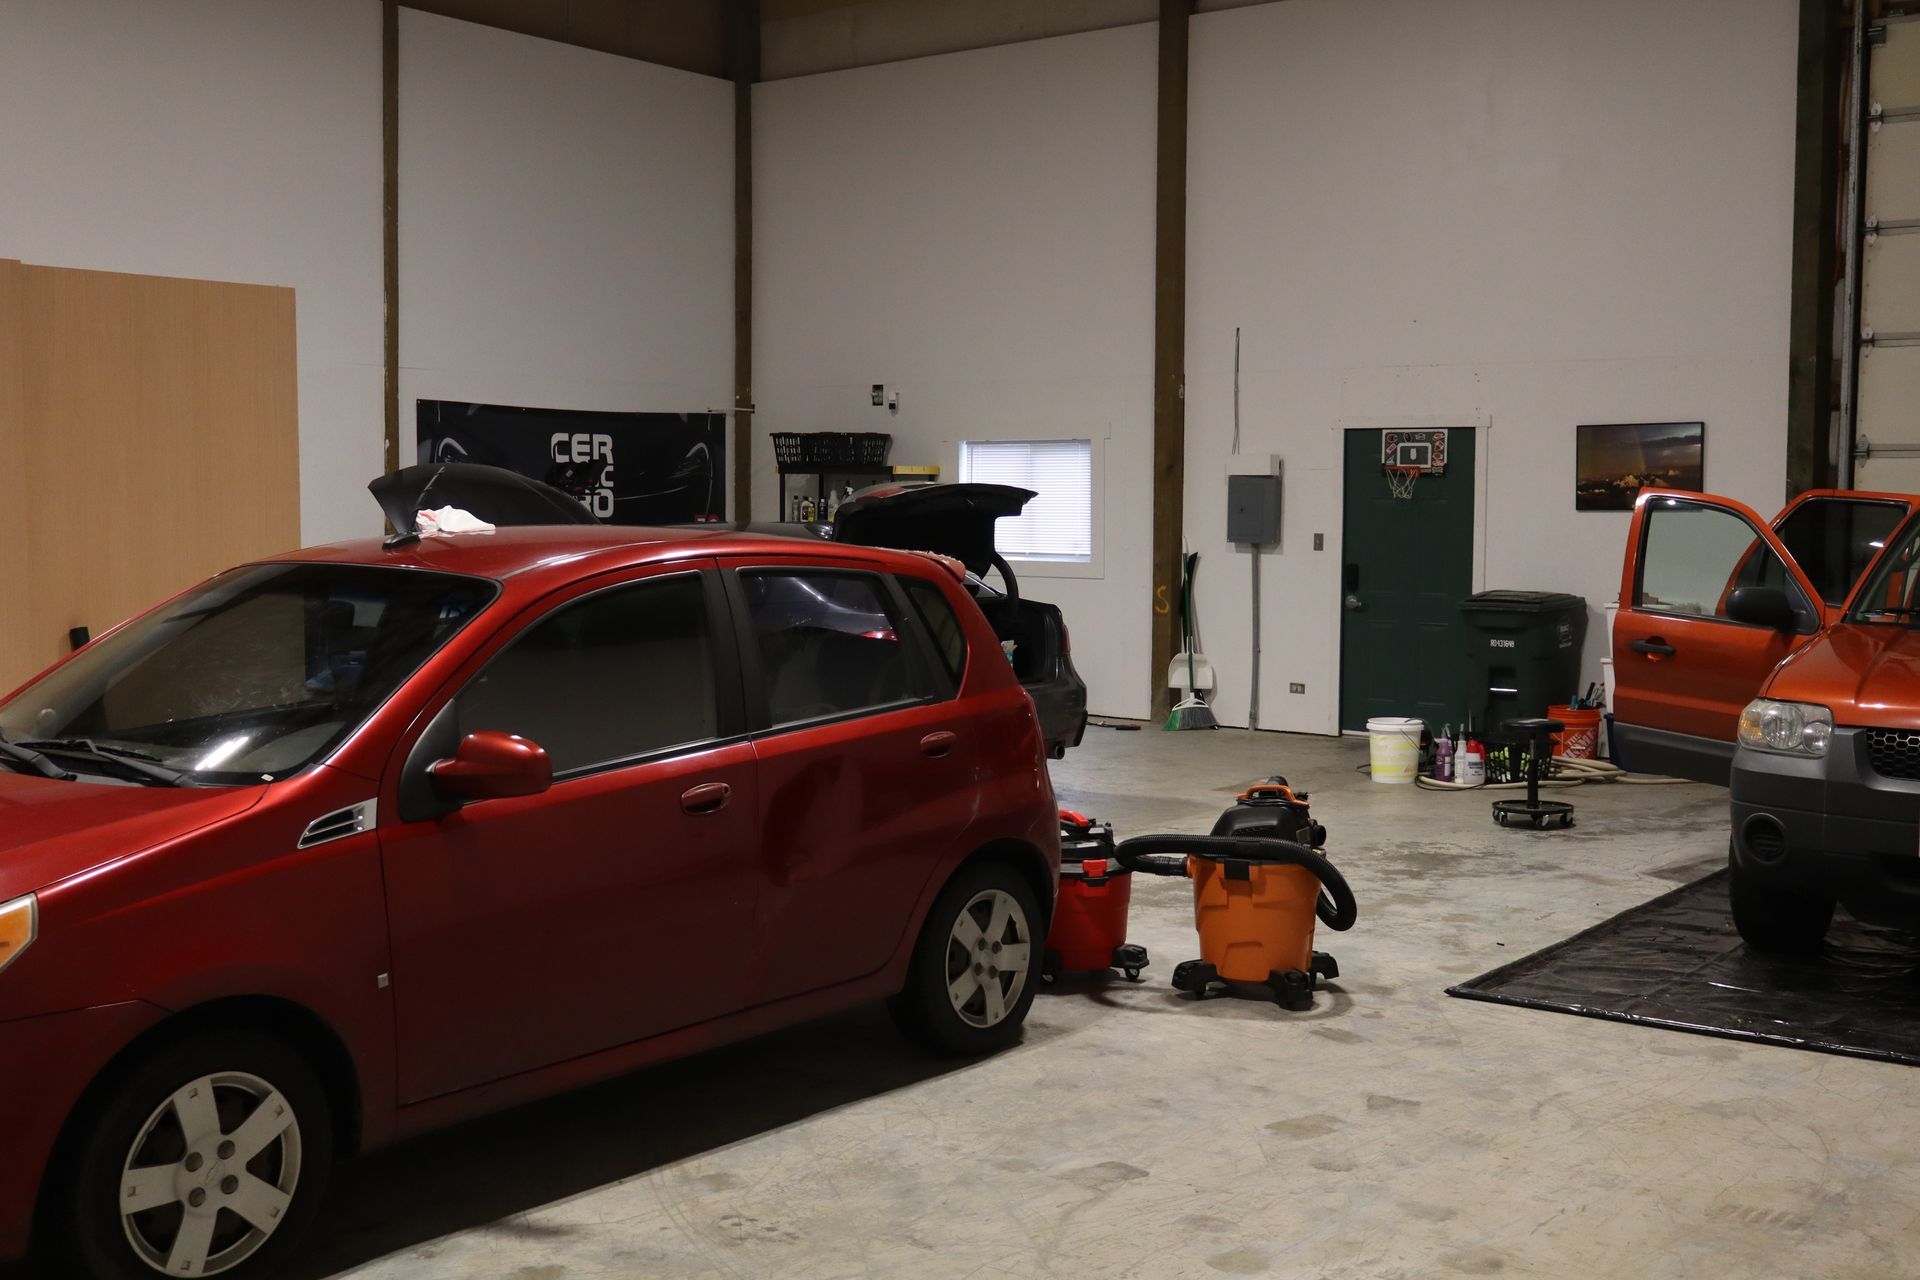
left=1729, top=851, right=1833, bottom=955
left=889, top=860, right=1041, bottom=1056
left=52, top=1030, right=332, bottom=1280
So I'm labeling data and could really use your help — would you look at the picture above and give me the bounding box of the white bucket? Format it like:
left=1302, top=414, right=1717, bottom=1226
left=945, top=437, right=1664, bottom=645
left=1366, top=717, right=1424, bottom=784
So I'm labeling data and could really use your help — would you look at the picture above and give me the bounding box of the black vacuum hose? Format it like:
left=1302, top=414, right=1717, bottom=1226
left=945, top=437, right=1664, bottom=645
left=1113, top=834, right=1358, bottom=932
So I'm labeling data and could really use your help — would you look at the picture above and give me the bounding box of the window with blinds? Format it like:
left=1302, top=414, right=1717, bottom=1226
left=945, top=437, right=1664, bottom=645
left=959, top=439, right=1093, bottom=562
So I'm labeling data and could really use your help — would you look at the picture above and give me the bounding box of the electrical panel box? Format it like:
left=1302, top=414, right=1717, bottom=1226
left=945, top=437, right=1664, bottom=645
left=1227, top=473, right=1282, bottom=546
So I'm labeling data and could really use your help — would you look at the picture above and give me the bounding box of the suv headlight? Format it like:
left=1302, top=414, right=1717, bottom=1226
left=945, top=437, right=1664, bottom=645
left=0, top=895, right=35, bottom=975
left=1737, top=700, right=1834, bottom=758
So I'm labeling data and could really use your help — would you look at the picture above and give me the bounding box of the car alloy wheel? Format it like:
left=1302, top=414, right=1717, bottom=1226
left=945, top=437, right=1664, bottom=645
left=945, top=887, right=1032, bottom=1029
left=117, top=1071, right=303, bottom=1277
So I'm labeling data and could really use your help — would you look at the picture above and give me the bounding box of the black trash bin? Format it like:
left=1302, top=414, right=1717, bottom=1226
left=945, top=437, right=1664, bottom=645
left=1459, top=591, right=1587, bottom=733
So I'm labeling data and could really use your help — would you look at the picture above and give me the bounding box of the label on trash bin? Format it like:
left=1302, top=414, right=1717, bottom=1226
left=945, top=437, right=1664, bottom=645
left=1490, top=638, right=1515, bottom=649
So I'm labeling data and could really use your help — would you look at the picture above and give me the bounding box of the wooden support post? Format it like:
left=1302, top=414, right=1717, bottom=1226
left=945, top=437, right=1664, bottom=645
left=730, top=0, right=759, bottom=524
left=1786, top=0, right=1842, bottom=497
left=383, top=0, right=401, bottom=479
left=1150, top=0, right=1190, bottom=722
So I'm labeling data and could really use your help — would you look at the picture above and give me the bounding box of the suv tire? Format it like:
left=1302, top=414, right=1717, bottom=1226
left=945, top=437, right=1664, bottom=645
left=1729, top=851, right=1834, bottom=955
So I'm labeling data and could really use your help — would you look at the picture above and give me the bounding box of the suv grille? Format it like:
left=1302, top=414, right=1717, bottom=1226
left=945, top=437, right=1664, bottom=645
left=1865, top=730, right=1920, bottom=781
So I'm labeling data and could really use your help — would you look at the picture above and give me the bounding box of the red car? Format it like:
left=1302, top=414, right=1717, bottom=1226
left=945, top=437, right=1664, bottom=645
left=0, top=484, right=1057, bottom=1277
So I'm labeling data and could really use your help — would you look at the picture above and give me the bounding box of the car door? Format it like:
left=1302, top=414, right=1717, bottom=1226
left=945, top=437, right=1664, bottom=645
left=379, top=564, right=760, bottom=1104
left=1612, top=491, right=1825, bottom=784
left=1769, top=490, right=1919, bottom=615
left=723, top=559, right=979, bottom=1003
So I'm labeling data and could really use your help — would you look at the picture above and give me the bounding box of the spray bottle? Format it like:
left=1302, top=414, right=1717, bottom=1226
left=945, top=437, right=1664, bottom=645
left=1460, top=721, right=1486, bottom=786
left=1433, top=724, right=1454, bottom=782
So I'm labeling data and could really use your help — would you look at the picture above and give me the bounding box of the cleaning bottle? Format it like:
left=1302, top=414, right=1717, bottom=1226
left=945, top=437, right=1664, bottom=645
left=1433, top=724, right=1453, bottom=782
left=1461, top=731, right=1486, bottom=786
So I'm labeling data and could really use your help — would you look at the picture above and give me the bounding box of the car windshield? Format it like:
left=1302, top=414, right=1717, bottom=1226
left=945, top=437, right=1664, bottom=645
left=1845, top=514, right=1920, bottom=625
left=0, top=563, right=494, bottom=784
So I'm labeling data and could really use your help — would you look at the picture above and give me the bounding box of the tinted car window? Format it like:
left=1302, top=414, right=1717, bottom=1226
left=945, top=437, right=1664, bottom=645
left=1638, top=501, right=1811, bottom=624
left=740, top=571, right=934, bottom=725
left=1775, top=499, right=1906, bottom=607
left=0, top=564, right=492, bottom=782
left=903, top=576, right=967, bottom=685
left=455, top=574, right=717, bottom=774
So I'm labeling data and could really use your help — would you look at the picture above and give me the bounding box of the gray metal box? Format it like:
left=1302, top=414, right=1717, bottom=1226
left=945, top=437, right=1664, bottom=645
left=1227, top=473, right=1282, bottom=545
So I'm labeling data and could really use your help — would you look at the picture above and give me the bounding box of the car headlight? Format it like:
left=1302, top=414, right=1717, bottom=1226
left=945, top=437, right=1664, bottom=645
left=1737, top=700, right=1834, bottom=758
left=0, top=895, right=35, bottom=975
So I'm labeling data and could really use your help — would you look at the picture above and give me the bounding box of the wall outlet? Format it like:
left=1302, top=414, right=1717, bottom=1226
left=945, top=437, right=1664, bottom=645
left=1313, top=533, right=1324, bottom=551
left=1289, top=682, right=1306, bottom=694
left=871, top=384, right=885, bottom=406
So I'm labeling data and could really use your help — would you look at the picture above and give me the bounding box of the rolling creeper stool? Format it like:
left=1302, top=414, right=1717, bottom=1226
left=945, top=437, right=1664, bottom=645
left=1491, top=718, right=1575, bottom=831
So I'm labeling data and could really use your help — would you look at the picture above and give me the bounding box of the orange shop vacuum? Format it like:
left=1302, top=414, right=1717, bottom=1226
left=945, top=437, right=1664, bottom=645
left=1041, top=810, right=1150, bottom=983
left=1116, top=780, right=1357, bottom=1010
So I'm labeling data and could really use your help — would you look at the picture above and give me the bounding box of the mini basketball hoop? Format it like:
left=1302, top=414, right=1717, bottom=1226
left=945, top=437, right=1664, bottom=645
left=1384, top=464, right=1422, bottom=500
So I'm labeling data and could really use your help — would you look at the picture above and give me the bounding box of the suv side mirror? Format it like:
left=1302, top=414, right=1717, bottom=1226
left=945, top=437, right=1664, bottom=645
left=1726, top=586, right=1800, bottom=632
left=429, top=731, right=552, bottom=804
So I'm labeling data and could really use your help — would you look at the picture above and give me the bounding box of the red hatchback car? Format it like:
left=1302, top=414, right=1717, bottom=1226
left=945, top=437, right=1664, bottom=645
left=0, top=520, right=1058, bottom=1278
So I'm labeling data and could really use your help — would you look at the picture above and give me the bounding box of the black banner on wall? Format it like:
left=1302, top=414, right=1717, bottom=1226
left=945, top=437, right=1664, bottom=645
left=416, top=401, right=726, bottom=525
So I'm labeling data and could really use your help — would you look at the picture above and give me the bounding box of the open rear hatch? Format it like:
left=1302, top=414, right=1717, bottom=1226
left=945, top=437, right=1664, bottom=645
left=370, top=462, right=599, bottom=534
left=832, top=483, right=1034, bottom=577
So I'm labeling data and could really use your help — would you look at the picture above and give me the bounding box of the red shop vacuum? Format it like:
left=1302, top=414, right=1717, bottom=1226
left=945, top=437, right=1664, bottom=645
left=1042, top=810, right=1150, bottom=982
left=1116, top=777, right=1357, bottom=1010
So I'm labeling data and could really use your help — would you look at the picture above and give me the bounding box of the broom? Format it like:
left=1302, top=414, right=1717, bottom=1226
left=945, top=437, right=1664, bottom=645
left=1165, top=552, right=1218, bottom=730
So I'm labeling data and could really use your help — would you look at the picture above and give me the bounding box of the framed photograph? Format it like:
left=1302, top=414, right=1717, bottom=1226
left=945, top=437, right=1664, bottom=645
left=1575, top=422, right=1704, bottom=512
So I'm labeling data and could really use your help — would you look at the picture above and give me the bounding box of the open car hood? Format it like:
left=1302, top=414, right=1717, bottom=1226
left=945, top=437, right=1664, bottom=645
left=370, top=463, right=598, bottom=533
left=832, top=483, right=1034, bottom=576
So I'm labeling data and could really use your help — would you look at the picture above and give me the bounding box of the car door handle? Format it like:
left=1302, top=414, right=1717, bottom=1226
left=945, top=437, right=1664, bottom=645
left=1629, top=638, right=1676, bottom=657
left=680, top=782, right=733, bottom=815
left=920, top=731, right=958, bottom=758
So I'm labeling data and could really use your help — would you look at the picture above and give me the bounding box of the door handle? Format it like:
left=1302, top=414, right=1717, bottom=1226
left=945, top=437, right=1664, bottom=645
left=920, top=731, right=958, bottom=758
left=1629, top=638, right=1676, bottom=657
left=1343, top=593, right=1363, bottom=612
left=679, top=782, right=733, bottom=815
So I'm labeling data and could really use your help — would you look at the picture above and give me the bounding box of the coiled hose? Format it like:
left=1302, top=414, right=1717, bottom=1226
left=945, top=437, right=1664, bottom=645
left=1114, top=834, right=1358, bottom=932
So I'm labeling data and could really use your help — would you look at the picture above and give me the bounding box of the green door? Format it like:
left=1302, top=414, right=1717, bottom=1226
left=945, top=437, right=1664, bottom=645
left=1339, top=428, right=1476, bottom=733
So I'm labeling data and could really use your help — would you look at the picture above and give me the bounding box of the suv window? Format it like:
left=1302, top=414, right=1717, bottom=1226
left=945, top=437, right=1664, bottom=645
left=454, top=574, right=717, bottom=774
left=1775, top=499, right=1907, bottom=607
left=739, top=570, right=935, bottom=725
left=902, top=576, right=967, bottom=684
left=1638, top=501, right=1811, bottom=624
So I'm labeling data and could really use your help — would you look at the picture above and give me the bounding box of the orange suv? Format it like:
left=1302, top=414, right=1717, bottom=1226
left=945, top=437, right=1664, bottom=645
left=1611, top=487, right=1920, bottom=950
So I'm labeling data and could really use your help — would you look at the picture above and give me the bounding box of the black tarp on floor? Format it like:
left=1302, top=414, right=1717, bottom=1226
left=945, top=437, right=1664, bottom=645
left=1448, top=870, right=1920, bottom=1066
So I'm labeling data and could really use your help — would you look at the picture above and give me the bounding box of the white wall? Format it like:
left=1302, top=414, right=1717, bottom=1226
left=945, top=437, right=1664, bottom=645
left=754, top=25, right=1159, bottom=719
left=1185, top=0, right=1801, bottom=733
left=0, top=0, right=383, bottom=546
left=399, top=10, right=735, bottom=490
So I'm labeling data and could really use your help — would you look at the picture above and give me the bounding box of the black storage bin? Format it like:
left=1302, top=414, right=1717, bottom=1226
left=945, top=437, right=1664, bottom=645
left=1459, top=591, right=1587, bottom=733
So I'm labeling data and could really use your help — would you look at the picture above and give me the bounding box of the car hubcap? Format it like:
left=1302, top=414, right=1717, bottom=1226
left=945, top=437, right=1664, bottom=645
left=946, top=888, right=1031, bottom=1029
left=119, top=1071, right=302, bottom=1276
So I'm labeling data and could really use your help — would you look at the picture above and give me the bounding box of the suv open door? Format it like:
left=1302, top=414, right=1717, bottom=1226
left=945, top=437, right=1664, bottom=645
left=1612, top=488, right=1918, bottom=783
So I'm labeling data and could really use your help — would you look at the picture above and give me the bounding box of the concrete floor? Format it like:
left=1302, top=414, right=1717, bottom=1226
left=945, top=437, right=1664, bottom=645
left=70, top=729, right=1920, bottom=1278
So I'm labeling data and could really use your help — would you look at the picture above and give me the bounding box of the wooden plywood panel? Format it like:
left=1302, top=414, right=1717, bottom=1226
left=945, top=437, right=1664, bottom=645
left=0, top=262, right=30, bottom=694
left=2, top=264, right=299, bottom=688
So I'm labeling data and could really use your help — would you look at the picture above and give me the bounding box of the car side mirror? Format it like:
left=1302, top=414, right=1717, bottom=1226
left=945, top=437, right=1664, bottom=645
left=1726, top=586, right=1799, bottom=632
left=429, top=731, right=552, bottom=804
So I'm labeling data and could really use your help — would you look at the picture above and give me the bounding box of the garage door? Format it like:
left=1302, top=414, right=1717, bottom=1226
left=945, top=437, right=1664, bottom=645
left=1858, top=14, right=1920, bottom=490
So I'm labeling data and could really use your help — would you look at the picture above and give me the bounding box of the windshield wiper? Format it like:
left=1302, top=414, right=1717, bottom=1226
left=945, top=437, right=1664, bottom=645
left=20, top=739, right=193, bottom=787
left=0, top=731, right=76, bottom=781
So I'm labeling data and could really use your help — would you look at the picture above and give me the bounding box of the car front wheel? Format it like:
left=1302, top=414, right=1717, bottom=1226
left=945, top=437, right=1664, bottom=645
left=1728, top=851, right=1834, bottom=955
left=53, top=1030, right=332, bottom=1280
left=889, top=860, right=1041, bottom=1056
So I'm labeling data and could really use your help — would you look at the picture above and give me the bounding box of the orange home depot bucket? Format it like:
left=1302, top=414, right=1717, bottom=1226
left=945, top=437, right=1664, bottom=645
left=1548, top=705, right=1601, bottom=758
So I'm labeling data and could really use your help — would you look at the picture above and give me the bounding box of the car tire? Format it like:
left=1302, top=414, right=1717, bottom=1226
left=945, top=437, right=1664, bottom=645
left=49, top=1030, right=333, bottom=1280
left=888, top=859, right=1042, bottom=1057
left=1729, top=852, right=1834, bottom=955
